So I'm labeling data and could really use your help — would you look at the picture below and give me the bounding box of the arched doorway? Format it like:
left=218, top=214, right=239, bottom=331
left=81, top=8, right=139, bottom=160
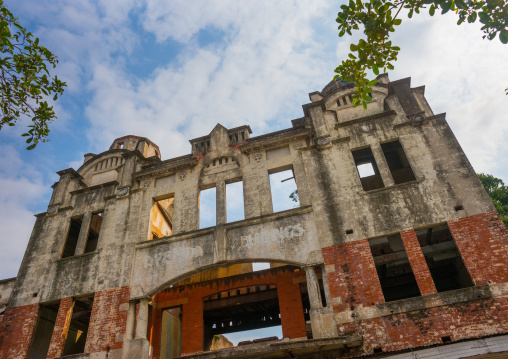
left=145, top=261, right=325, bottom=358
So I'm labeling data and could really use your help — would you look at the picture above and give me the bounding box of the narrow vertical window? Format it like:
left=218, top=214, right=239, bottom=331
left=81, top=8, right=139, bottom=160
left=368, top=234, right=420, bottom=302
left=27, top=302, right=59, bottom=359
left=199, top=187, right=217, bottom=229
left=226, top=181, right=244, bottom=223
left=62, top=216, right=83, bottom=258
left=381, top=140, right=416, bottom=184
left=63, top=296, right=94, bottom=356
left=151, top=197, right=174, bottom=239
left=269, top=168, right=299, bottom=213
left=84, top=212, right=103, bottom=253
left=415, top=224, right=474, bottom=292
left=352, top=147, right=384, bottom=191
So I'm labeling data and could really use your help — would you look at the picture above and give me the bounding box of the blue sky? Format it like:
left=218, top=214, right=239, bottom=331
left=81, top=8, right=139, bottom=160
left=1, top=0, right=507, bottom=287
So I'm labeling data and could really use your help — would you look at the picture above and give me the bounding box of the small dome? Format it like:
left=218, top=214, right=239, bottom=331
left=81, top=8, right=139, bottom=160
left=321, top=78, right=354, bottom=96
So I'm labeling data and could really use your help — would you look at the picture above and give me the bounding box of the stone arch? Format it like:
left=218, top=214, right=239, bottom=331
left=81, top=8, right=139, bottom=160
left=130, top=208, right=322, bottom=299
left=147, top=259, right=304, bottom=297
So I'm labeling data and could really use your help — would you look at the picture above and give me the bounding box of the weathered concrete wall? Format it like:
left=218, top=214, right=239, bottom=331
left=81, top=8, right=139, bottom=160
left=1, top=76, right=507, bottom=359
left=0, top=277, right=15, bottom=308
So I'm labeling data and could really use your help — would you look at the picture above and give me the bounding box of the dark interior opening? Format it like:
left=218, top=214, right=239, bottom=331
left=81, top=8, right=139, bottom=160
left=352, top=147, right=384, bottom=191
left=62, top=216, right=83, bottom=258
left=203, top=285, right=282, bottom=351
left=381, top=140, right=416, bottom=184
left=84, top=212, right=103, bottom=253
left=27, top=302, right=59, bottom=359
left=62, top=296, right=94, bottom=356
left=415, top=225, right=474, bottom=292
left=369, top=234, right=421, bottom=302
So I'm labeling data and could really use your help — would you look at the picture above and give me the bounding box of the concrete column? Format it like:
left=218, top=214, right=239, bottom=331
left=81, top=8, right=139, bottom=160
left=371, top=143, right=395, bottom=187
left=320, top=264, right=332, bottom=307
left=216, top=181, right=226, bottom=225
left=74, top=212, right=93, bottom=255
left=135, top=299, right=149, bottom=339
left=304, top=266, right=323, bottom=310
left=125, top=301, right=137, bottom=340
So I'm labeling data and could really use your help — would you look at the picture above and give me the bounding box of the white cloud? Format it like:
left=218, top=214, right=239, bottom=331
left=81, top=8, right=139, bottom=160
left=85, top=0, right=335, bottom=158
left=386, top=13, right=508, bottom=179
left=0, top=146, right=49, bottom=278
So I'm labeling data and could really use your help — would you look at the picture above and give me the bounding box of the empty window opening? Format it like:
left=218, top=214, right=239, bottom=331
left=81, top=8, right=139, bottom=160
left=62, top=216, right=84, bottom=258
left=199, top=187, right=217, bottom=229
left=62, top=296, right=94, bottom=356
left=226, top=181, right=245, bottom=223
left=415, top=224, right=474, bottom=292
left=352, top=147, right=384, bottom=191
left=381, top=140, right=416, bottom=184
left=160, top=307, right=182, bottom=359
left=84, top=212, right=103, bottom=253
left=269, top=168, right=299, bottom=213
left=203, top=285, right=282, bottom=351
left=369, top=234, right=420, bottom=302
left=27, top=302, right=59, bottom=359
left=116, top=142, right=124, bottom=149
left=151, top=197, right=174, bottom=239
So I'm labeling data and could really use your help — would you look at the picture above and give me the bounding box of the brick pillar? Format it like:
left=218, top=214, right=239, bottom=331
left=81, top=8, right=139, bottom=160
left=149, top=307, right=163, bottom=359
left=0, top=303, right=38, bottom=359
left=322, top=240, right=384, bottom=312
left=47, top=297, right=74, bottom=359
left=84, top=287, right=130, bottom=353
left=181, top=296, right=203, bottom=355
left=400, top=229, right=437, bottom=296
left=449, top=211, right=508, bottom=285
left=277, top=277, right=307, bottom=338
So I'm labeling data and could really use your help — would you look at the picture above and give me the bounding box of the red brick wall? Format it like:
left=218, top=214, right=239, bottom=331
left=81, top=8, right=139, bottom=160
left=400, top=229, right=437, bottom=296
left=323, top=211, right=508, bottom=355
left=449, top=211, right=508, bottom=285
left=277, top=279, right=307, bottom=338
left=322, top=239, right=384, bottom=311
left=84, top=286, right=130, bottom=353
left=340, top=295, right=508, bottom=354
left=0, top=303, right=38, bottom=359
left=181, top=295, right=204, bottom=354
left=47, top=297, right=73, bottom=359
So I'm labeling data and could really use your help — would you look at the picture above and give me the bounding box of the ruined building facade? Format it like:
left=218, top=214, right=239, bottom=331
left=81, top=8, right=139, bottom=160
left=1, top=74, right=508, bottom=359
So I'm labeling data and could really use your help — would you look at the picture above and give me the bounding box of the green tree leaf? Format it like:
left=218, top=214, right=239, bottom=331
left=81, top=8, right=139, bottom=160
left=0, top=0, right=66, bottom=149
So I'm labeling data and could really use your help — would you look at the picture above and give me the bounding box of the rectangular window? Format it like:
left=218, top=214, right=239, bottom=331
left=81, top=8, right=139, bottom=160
left=368, top=234, right=420, bottom=302
left=352, top=147, right=384, bottom=191
left=151, top=197, right=174, bottom=239
left=199, top=187, right=216, bottom=229
left=63, top=296, right=94, bottom=356
left=269, top=168, right=299, bottom=213
left=226, top=181, right=245, bottom=223
left=84, top=212, right=103, bottom=253
left=415, top=224, right=474, bottom=292
left=62, top=216, right=83, bottom=258
left=27, top=302, right=59, bottom=359
left=381, top=140, right=416, bottom=184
